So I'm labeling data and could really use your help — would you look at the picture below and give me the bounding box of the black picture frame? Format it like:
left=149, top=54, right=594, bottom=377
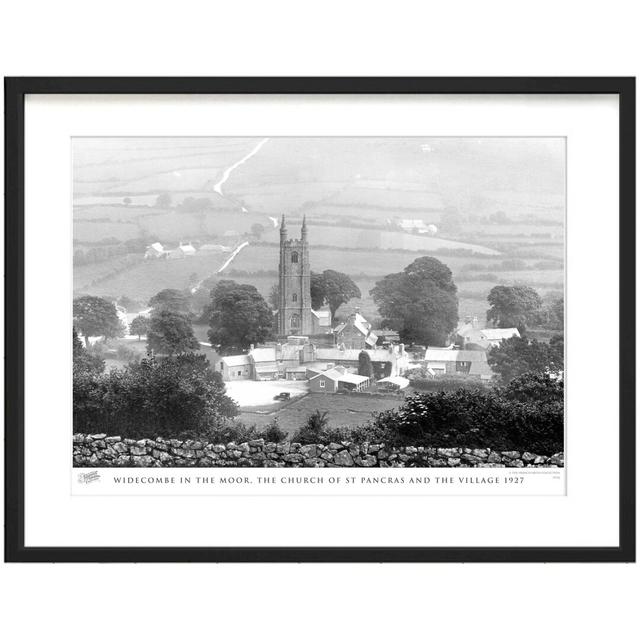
left=4, top=77, right=635, bottom=563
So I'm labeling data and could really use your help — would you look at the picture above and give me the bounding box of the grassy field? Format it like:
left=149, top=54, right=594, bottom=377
left=73, top=137, right=565, bottom=334
left=74, top=251, right=231, bottom=299
left=238, top=392, right=405, bottom=435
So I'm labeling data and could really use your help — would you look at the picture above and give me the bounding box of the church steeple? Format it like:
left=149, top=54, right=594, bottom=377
left=277, top=214, right=312, bottom=336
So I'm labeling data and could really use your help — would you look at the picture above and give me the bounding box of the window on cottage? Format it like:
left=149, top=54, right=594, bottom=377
left=292, top=293, right=298, bottom=302
left=319, top=379, right=325, bottom=388
left=456, top=361, right=471, bottom=373
left=291, top=252, right=298, bottom=263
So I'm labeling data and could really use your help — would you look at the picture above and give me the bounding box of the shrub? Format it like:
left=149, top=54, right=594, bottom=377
left=116, top=344, right=139, bottom=362
left=293, top=410, right=330, bottom=444
left=358, top=374, right=563, bottom=454
left=262, top=418, right=287, bottom=443
left=408, top=373, right=494, bottom=394
left=73, top=353, right=238, bottom=439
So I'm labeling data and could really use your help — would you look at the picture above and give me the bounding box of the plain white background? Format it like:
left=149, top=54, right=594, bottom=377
left=1, top=1, right=638, bottom=639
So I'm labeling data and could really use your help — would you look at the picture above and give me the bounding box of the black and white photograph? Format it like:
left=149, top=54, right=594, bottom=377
left=72, top=136, right=565, bottom=471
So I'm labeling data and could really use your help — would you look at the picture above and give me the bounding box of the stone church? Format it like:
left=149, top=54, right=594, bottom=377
left=275, top=215, right=331, bottom=336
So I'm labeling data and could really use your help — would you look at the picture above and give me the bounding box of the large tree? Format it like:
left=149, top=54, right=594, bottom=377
left=208, top=280, right=274, bottom=354
left=487, top=335, right=564, bottom=383
left=73, top=295, right=124, bottom=340
left=310, top=269, right=361, bottom=317
left=486, top=285, right=543, bottom=331
left=129, top=315, right=150, bottom=341
left=147, top=310, right=199, bottom=355
left=370, top=256, right=458, bottom=346
left=149, top=288, right=191, bottom=315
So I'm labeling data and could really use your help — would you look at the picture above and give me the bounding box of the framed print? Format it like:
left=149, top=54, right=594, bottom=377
left=4, top=77, right=635, bottom=562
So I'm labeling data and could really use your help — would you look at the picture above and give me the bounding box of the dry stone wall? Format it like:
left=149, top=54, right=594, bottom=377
left=73, top=434, right=564, bottom=468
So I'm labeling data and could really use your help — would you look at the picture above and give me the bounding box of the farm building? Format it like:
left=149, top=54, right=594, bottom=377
left=395, top=219, right=429, bottom=233
left=309, top=369, right=370, bottom=393
left=334, top=311, right=378, bottom=349
left=478, top=328, right=520, bottom=348
left=423, top=348, right=494, bottom=380
left=177, top=242, right=196, bottom=256
left=375, top=329, right=400, bottom=345
left=302, top=343, right=410, bottom=378
left=456, top=320, right=520, bottom=350
left=219, top=354, right=252, bottom=380
left=377, top=376, right=410, bottom=391
left=309, top=368, right=344, bottom=393
left=144, top=242, right=166, bottom=259
left=284, top=366, right=307, bottom=381
left=250, top=347, right=279, bottom=381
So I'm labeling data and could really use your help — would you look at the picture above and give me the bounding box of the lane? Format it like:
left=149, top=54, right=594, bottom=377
left=213, top=138, right=269, bottom=196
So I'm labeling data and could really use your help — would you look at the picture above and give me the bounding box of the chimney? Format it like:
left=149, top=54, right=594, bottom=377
left=399, top=343, right=405, bottom=355
left=249, top=344, right=254, bottom=352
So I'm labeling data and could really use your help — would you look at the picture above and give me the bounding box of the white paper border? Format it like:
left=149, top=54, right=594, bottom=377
left=24, top=93, right=618, bottom=547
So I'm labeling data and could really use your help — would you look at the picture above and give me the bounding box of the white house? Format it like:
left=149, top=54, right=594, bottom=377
left=478, top=328, right=520, bottom=349
left=144, top=242, right=166, bottom=259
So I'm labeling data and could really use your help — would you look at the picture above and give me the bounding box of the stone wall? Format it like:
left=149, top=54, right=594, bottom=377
left=73, top=434, right=564, bottom=468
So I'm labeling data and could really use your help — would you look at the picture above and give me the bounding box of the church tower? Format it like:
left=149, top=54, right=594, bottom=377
left=278, top=215, right=312, bottom=335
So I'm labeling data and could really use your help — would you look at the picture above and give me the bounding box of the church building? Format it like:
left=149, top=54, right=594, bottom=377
left=276, top=215, right=331, bottom=336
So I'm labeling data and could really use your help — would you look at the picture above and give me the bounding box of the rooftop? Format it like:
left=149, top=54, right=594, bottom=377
left=424, top=349, right=489, bottom=363
left=480, top=328, right=521, bottom=341
left=221, top=354, right=251, bottom=367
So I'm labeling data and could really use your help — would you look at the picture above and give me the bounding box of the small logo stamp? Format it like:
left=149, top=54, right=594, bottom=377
left=78, top=470, right=101, bottom=484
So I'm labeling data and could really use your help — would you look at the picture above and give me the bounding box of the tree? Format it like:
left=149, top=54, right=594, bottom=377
left=370, top=256, right=458, bottom=346
left=73, top=328, right=105, bottom=376
left=439, top=207, right=463, bottom=234
left=129, top=315, right=150, bottom=341
left=309, top=270, right=361, bottom=317
left=73, top=352, right=238, bottom=439
left=310, top=272, right=325, bottom=310
left=73, top=295, right=124, bottom=340
left=268, top=283, right=279, bottom=309
left=207, top=280, right=274, bottom=354
left=155, top=192, right=171, bottom=208
left=149, top=288, right=191, bottom=315
left=487, top=335, right=564, bottom=383
left=542, top=292, right=564, bottom=331
left=251, top=223, right=265, bottom=238
left=147, top=310, right=199, bottom=355
left=502, top=371, right=564, bottom=404
left=358, top=351, right=374, bottom=379
left=489, top=210, right=509, bottom=224
left=486, top=285, right=543, bottom=332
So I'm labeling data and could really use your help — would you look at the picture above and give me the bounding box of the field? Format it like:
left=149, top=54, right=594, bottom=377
left=238, top=391, right=405, bottom=435
left=73, top=137, right=565, bottom=332
left=74, top=251, right=232, bottom=300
